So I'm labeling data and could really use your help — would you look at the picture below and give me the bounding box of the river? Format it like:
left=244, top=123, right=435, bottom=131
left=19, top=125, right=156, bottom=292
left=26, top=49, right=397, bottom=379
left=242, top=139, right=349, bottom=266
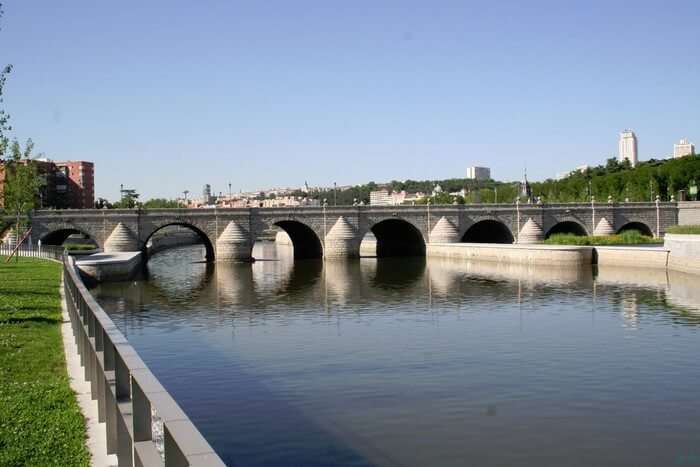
left=91, top=243, right=700, bottom=466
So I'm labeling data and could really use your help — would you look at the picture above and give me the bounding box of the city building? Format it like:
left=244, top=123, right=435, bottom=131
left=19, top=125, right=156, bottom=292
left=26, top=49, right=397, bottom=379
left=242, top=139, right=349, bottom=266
left=673, top=138, right=695, bottom=158
left=0, top=159, right=94, bottom=209
left=55, top=161, right=94, bottom=209
left=370, top=190, right=392, bottom=206
left=259, top=196, right=320, bottom=208
left=466, top=166, right=491, bottom=180
left=618, top=130, right=638, bottom=167
left=369, top=189, right=422, bottom=206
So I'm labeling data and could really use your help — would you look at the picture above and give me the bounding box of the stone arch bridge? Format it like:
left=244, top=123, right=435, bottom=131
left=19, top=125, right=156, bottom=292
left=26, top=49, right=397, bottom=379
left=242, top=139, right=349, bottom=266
left=26, top=202, right=677, bottom=261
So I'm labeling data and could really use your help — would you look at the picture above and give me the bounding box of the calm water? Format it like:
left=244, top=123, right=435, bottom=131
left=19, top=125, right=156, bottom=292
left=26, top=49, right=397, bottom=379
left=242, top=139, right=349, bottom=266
left=92, top=243, right=700, bottom=467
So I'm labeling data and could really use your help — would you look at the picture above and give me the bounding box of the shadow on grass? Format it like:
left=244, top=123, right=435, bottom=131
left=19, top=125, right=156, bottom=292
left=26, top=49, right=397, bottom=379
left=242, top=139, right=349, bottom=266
left=0, top=316, right=61, bottom=325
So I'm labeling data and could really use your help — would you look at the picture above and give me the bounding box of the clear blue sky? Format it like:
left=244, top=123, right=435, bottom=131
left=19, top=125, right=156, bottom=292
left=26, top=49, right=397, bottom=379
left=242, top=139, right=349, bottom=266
left=3, top=1, right=699, bottom=200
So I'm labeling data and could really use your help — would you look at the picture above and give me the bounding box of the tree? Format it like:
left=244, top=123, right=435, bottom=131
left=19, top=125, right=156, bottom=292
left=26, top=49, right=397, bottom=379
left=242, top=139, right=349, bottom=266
left=142, top=198, right=180, bottom=208
left=113, top=190, right=140, bottom=209
left=0, top=3, right=12, bottom=159
left=3, top=139, right=41, bottom=245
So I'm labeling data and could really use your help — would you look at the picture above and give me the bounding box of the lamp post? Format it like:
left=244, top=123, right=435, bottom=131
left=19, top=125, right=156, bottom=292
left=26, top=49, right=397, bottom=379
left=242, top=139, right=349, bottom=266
left=427, top=198, right=431, bottom=244
left=515, top=197, right=520, bottom=243
left=655, top=195, right=660, bottom=238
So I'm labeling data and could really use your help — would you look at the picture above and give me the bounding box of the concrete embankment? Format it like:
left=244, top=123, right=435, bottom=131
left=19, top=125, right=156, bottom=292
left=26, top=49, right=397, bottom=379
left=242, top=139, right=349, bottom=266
left=427, top=243, right=675, bottom=270
left=75, top=252, right=142, bottom=283
left=427, top=243, right=594, bottom=266
left=594, top=245, right=669, bottom=269
left=664, top=234, right=700, bottom=275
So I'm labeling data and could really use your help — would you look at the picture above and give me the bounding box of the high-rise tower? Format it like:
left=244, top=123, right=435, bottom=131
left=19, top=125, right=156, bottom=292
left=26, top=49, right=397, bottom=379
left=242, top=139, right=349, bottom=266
left=618, top=130, right=638, bottom=167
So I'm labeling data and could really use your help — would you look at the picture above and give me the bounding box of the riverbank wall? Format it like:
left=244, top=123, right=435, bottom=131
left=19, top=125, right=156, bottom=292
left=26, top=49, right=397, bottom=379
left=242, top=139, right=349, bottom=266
left=426, top=243, right=594, bottom=266
left=664, top=234, right=700, bottom=275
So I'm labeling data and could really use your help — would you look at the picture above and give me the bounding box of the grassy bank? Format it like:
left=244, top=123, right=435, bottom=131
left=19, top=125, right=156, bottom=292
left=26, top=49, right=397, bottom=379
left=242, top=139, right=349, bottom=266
left=0, top=257, right=89, bottom=466
left=666, top=225, right=700, bottom=235
left=544, top=231, right=663, bottom=246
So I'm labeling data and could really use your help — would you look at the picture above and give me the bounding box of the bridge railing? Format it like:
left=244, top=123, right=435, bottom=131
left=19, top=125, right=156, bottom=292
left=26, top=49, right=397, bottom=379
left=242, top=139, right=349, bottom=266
left=63, top=256, right=225, bottom=467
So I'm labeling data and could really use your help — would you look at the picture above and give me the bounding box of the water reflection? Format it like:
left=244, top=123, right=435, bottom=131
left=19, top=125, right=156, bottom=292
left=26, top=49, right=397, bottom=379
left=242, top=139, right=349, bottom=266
left=92, top=243, right=700, bottom=467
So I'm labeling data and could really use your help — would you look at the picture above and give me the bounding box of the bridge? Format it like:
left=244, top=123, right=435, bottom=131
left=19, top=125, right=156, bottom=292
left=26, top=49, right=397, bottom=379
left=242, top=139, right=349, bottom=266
left=23, top=201, right=677, bottom=261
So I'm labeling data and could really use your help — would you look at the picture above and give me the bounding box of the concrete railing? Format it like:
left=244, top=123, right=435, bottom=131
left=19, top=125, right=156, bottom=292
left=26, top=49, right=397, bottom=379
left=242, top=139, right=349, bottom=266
left=63, top=256, right=225, bottom=467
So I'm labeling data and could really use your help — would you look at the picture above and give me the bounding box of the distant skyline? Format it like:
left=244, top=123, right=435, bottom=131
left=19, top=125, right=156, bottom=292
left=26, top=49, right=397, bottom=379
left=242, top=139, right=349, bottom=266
left=3, top=1, right=699, bottom=200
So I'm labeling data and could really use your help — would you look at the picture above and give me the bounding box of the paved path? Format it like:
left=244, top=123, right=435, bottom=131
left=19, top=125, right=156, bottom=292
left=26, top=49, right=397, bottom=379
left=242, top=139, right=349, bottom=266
left=60, top=275, right=118, bottom=467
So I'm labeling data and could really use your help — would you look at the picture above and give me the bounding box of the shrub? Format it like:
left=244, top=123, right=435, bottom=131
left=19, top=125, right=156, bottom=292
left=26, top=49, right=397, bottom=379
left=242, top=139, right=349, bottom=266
left=545, top=231, right=662, bottom=245
left=665, top=225, right=700, bottom=235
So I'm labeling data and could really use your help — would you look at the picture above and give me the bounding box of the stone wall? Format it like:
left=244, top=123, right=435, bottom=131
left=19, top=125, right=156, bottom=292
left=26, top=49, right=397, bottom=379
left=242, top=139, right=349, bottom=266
left=665, top=234, right=700, bottom=275
left=678, top=202, right=700, bottom=225
left=427, top=243, right=593, bottom=266
left=595, top=246, right=669, bottom=269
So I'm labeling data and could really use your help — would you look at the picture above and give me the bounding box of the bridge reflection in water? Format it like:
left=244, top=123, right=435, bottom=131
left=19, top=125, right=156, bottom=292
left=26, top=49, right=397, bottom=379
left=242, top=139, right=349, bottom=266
left=91, top=243, right=700, bottom=467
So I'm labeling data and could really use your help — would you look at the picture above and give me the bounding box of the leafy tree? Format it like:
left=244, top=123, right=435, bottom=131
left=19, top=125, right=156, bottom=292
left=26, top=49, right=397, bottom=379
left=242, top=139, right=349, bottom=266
left=3, top=139, right=41, bottom=245
left=113, top=191, right=140, bottom=209
left=94, top=197, right=113, bottom=209
left=0, top=3, right=11, bottom=159
left=142, top=198, right=180, bottom=208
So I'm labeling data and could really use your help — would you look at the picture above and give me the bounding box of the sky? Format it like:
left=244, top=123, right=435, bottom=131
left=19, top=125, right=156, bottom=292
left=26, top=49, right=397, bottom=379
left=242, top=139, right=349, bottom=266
left=2, top=1, right=699, bottom=201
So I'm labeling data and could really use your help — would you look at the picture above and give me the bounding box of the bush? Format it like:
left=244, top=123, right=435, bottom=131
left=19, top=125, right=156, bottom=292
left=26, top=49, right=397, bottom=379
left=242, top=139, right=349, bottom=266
left=665, top=225, right=700, bottom=235
left=545, top=231, right=662, bottom=245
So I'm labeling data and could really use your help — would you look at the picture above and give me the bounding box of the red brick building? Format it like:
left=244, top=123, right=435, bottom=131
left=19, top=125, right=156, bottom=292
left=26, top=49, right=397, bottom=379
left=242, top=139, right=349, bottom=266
left=0, top=159, right=94, bottom=209
left=54, top=161, right=94, bottom=209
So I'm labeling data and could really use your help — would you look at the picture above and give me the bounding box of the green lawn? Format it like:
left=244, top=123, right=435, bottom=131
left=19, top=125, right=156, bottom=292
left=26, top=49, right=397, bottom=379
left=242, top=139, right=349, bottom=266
left=544, top=230, right=663, bottom=246
left=0, top=257, right=89, bottom=467
left=666, top=225, right=700, bottom=235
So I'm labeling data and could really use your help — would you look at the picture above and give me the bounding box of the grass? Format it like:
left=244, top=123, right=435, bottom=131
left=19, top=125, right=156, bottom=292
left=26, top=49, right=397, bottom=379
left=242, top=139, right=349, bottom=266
left=665, top=225, right=700, bottom=235
left=544, top=230, right=663, bottom=246
left=0, top=257, right=89, bottom=467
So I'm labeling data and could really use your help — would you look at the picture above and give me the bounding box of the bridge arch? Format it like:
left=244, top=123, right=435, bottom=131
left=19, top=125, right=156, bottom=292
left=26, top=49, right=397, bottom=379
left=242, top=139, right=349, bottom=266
left=616, top=221, right=653, bottom=237
left=369, top=218, right=426, bottom=257
left=274, top=220, right=323, bottom=260
left=143, top=222, right=215, bottom=262
left=545, top=221, right=588, bottom=239
left=461, top=220, right=514, bottom=243
left=40, top=228, right=93, bottom=246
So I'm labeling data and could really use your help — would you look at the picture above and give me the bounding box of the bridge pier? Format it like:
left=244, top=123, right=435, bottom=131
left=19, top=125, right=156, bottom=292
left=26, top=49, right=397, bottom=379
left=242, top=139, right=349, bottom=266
left=517, top=218, right=545, bottom=244
left=104, top=223, right=140, bottom=253
left=216, top=221, right=253, bottom=262
left=324, top=216, right=361, bottom=259
left=430, top=217, right=460, bottom=243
